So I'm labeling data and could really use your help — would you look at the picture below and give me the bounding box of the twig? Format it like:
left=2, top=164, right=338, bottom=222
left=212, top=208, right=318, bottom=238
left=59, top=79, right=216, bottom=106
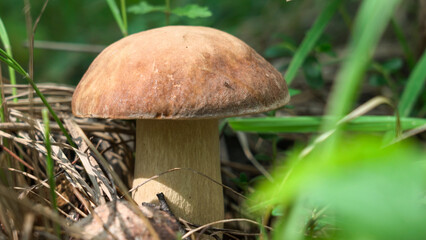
left=221, top=159, right=260, bottom=174
left=236, top=132, right=273, bottom=182
left=9, top=168, right=87, bottom=217
left=196, top=227, right=219, bottom=240
left=23, top=40, right=105, bottom=53
left=387, top=123, right=426, bottom=145
left=156, top=193, right=190, bottom=240
left=3, top=83, right=75, bottom=91
left=299, top=96, right=394, bottom=158
left=181, top=219, right=262, bottom=237
left=0, top=144, right=34, bottom=170
left=0, top=184, right=87, bottom=239
left=21, top=213, right=35, bottom=240
left=182, top=218, right=273, bottom=239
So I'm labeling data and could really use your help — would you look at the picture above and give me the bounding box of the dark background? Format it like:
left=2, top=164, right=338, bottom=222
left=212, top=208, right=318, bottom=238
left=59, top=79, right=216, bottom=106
left=0, top=1, right=418, bottom=86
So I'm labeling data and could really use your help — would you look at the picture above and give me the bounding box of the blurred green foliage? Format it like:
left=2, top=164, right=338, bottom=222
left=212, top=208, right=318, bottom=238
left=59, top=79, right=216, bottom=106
left=128, top=2, right=212, bottom=19
left=250, top=136, right=426, bottom=239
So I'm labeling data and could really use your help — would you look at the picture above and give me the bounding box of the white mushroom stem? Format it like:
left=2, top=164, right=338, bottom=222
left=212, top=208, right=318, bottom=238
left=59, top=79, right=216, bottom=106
left=133, top=119, right=224, bottom=225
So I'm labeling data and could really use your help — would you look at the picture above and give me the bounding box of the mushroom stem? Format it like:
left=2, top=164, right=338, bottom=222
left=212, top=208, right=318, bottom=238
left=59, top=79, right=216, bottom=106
left=133, top=119, right=224, bottom=225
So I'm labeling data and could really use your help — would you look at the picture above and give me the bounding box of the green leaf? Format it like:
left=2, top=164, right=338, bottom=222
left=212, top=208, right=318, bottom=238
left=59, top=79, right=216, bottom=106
left=250, top=137, right=426, bottom=239
left=382, top=58, right=403, bottom=73
left=271, top=205, right=285, bottom=217
left=255, top=153, right=272, bottom=162
left=398, top=51, right=426, bottom=117
left=232, top=173, right=249, bottom=191
left=315, top=41, right=336, bottom=57
left=302, top=56, right=324, bottom=88
left=264, top=42, right=296, bottom=58
left=171, top=4, right=212, bottom=19
left=288, top=88, right=301, bottom=97
left=128, top=1, right=166, bottom=15
left=258, top=133, right=278, bottom=140
left=368, top=73, right=387, bottom=86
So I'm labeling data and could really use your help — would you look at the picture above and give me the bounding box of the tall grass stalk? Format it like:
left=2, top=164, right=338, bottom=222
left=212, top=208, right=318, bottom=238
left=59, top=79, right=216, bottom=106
left=165, top=0, right=171, bottom=25
left=42, top=108, right=60, bottom=237
left=105, top=0, right=128, bottom=36
left=120, top=0, right=128, bottom=36
left=321, top=0, right=402, bottom=148
left=338, top=5, right=352, bottom=31
left=0, top=17, right=17, bottom=103
left=284, top=0, right=343, bottom=85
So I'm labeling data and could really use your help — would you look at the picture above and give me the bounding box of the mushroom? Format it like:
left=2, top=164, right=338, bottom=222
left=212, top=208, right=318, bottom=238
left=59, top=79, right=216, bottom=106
left=72, top=26, right=290, bottom=226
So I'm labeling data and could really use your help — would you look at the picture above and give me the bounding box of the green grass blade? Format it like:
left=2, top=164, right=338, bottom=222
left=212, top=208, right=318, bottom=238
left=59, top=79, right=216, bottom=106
left=165, top=0, right=171, bottom=25
left=284, top=0, right=343, bottom=85
left=0, top=48, right=76, bottom=147
left=120, top=0, right=128, bottom=36
left=228, top=116, right=426, bottom=133
left=0, top=19, right=11, bottom=59
left=0, top=49, right=27, bottom=76
left=42, top=108, right=61, bottom=238
left=26, top=75, right=76, bottom=147
left=105, top=0, right=127, bottom=36
left=321, top=0, right=402, bottom=139
left=0, top=17, right=17, bottom=103
left=229, top=117, right=322, bottom=133
left=398, top=51, right=426, bottom=117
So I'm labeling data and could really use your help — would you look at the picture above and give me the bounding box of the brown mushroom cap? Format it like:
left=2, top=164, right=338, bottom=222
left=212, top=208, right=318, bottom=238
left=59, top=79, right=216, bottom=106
left=72, top=26, right=290, bottom=119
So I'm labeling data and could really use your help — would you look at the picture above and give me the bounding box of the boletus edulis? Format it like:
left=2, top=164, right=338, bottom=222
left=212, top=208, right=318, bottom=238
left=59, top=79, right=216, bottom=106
left=72, top=26, right=290, bottom=226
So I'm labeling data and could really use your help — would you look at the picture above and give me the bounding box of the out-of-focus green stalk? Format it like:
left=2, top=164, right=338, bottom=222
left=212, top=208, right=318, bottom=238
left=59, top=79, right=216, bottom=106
left=0, top=17, right=17, bottom=103
left=120, top=0, right=128, bottom=36
left=338, top=4, right=352, bottom=32
left=398, top=51, right=426, bottom=117
left=321, top=0, right=402, bottom=150
left=165, top=0, right=171, bottom=25
left=0, top=102, right=4, bottom=124
left=105, top=0, right=127, bottom=37
left=42, top=108, right=60, bottom=238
